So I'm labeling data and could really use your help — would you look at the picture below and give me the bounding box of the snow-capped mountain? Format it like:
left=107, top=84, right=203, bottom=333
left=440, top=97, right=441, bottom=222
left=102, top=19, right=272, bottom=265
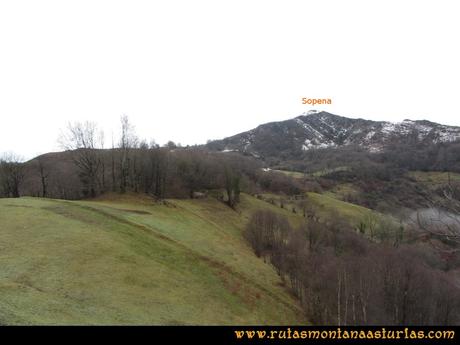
left=206, top=111, right=460, bottom=158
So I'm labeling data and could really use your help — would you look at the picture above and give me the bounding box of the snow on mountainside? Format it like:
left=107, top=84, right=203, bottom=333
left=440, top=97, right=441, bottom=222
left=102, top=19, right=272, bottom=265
left=206, top=111, right=460, bottom=158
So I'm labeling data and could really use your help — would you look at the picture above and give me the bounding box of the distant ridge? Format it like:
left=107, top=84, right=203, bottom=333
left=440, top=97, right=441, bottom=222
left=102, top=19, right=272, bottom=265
left=206, top=111, right=460, bottom=159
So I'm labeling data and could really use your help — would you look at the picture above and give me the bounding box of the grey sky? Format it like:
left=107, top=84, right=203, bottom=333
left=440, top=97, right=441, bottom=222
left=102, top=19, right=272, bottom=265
left=1, top=0, right=459, bottom=160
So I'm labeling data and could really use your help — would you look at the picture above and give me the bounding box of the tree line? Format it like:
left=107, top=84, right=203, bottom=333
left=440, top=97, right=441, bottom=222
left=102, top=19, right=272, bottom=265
left=0, top=116, right=303, bottom=205
left=0, top=152, right=24, bottom=198
left=244, top=209, right=460, bottom=325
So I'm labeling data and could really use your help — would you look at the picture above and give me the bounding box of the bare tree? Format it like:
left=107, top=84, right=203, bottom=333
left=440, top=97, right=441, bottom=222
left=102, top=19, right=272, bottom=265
left=118, top=115, right=138, bottom=193
left=363, top=213, right=379, bottom=240
left=0, top=152, right=25, bottom=198
left=111, top=133, right=117, bottom=192
left=224, top=166, right=241, bottom=208
left=99, top=130, right=106, bottom=192
left=37, top=156, right=49, bottom=197
left=59, top=121, right=104, bottom=197
left=415, top=185, right=460, bottom=251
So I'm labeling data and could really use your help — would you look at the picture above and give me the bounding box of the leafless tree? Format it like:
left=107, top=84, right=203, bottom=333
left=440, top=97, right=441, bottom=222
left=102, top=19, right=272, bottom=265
left=0, top=152, right=25, bottom=198
left=415, top=185, right=460, bottom=258
left=118, top=115, right=138, bottom=193
left=432, top=200, right=459, bottom=241
left=224, top=166, right=241, bottom=208
left=59, top=121, right=104, bottom=197
left=37, top=156, right=49, bottom=197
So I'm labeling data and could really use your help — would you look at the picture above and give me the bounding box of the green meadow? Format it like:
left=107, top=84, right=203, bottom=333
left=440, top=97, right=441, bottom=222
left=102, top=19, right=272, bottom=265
left=0, top=194, right=306, bottom=325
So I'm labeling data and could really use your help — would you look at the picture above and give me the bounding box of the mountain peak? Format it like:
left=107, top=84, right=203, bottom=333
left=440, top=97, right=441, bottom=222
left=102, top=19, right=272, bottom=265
left=301, top=109, right=323, bottom=116
left=298, top=110, right=334, bottom=118
left=207, top=112, right=460, bottom=159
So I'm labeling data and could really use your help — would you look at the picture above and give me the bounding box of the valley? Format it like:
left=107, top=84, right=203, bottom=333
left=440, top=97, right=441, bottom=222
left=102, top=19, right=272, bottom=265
left=1, top=112, right=460, bottom=325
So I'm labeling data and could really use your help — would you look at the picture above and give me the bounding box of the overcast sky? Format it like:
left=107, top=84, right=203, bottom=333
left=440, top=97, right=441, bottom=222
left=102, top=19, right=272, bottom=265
left=1, top=0, right=459, bottom=160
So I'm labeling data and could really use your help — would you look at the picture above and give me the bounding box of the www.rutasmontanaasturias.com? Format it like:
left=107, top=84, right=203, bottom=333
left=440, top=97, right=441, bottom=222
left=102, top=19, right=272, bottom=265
left=234, top=327, right=456, bottom=340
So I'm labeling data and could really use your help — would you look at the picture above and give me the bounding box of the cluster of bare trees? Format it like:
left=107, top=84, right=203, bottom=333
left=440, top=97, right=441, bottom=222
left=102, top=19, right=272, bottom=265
left=52, top=116, right=218, bottom=200
left=1, top=114, right=318, bottom=202
left=55, top=115, right=153, bottom=197
left=245, top=209, right=460, bottom=325
left=0, top=153, right=24, bottom=198
left=0, top=116, right=259, bottom=206
left=417, top=185, right=460, bottom=246
left=58, top=121, right=105, bottom=197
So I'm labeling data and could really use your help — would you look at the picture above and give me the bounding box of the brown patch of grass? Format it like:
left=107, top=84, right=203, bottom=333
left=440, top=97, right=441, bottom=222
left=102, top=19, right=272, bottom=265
left=119, top=209, right=151, bottom=215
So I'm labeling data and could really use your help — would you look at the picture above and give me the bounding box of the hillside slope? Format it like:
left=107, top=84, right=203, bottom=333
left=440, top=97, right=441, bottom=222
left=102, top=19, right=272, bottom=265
left=0, top=194, right=306, bottom=325
left=207, top=111, right=460, bottom=159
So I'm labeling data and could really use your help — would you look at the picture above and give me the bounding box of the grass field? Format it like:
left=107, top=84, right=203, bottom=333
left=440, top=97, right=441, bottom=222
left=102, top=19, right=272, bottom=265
left=306, top=192, right=381, bottom=224
left=408, top=171, right=460, bottom=186
left=324, top=183, right=360, bottom=201
left=274, top=167, right=349, bottom=179
left=256, top=191, right=393, bottom=238
left=0, top=194, right=306, bottom=325
left=258, top=191, right=378, bottom=223
left=272, top=170, right=306, bottom=178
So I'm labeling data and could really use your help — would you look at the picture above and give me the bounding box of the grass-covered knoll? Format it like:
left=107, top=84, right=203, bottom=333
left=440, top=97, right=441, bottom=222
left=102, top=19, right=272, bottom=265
left=256, top=190, right=397, bottom=239
left=306, top=193, right=403, bottom=240
left=257, top=191, right=379, bottom=224
left=0, top=194, right=306, bottom=325
left=272, top=169, right=306, bottom=179
left=408, top=171, right=460, bottom=186
left=306, top=192, right=377, bottom=223
left=274, top=167, right=349, bottom=178
left=324, top=183, right=360, bottom=201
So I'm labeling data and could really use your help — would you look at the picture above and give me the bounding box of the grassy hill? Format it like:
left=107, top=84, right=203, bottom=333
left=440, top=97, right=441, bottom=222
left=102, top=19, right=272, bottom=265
left=306, top=192, right=379, bottom=223
left=258, top=191, right=383, bottom=224
left=408, top=171, right=460, bottom=186
left=0, top=194, right=306, bottom=325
